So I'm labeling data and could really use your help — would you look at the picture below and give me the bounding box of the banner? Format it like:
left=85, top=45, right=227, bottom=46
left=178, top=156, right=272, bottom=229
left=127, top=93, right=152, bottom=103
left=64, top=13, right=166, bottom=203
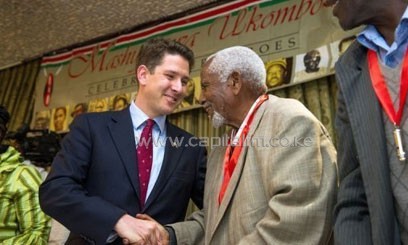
left=33, top=0, right=359, bottom=133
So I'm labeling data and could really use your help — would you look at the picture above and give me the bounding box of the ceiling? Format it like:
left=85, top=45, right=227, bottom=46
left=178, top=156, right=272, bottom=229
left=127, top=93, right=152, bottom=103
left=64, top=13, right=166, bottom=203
left=0, top=0, right=231, bottom=69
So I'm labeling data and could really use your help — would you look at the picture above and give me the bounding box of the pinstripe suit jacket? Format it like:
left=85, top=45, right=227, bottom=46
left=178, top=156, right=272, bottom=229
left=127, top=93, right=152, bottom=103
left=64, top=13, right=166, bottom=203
left=170, top=95, right=337, bottom=244
left=333, top=42, right=401, bottom=244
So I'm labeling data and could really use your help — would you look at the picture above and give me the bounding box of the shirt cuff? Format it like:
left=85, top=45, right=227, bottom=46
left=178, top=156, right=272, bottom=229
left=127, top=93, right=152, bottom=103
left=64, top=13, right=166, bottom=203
left=106, top=232, right=118, bottom=243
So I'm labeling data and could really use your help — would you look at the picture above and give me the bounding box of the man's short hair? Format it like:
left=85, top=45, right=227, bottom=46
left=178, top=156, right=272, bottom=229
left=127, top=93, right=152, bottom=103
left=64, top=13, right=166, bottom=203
left=136, top=38, right=195, bottom=73
left=207, top=46, right=267, bottom=95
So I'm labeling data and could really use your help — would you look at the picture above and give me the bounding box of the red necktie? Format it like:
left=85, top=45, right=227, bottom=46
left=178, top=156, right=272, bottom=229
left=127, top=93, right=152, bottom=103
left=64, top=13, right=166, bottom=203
left=137, top=119, right=154, bottom=207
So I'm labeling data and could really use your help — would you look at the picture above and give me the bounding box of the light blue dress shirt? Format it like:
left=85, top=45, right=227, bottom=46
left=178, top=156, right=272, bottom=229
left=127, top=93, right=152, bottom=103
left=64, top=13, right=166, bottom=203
left=357, top=6, right=408, bottom=68
left=129, top=101, right=167, bottom=201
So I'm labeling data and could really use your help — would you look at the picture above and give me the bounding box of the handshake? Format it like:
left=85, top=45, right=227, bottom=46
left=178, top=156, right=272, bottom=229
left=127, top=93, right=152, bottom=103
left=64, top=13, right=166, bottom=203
left=114, top=213, right=170, bottom=245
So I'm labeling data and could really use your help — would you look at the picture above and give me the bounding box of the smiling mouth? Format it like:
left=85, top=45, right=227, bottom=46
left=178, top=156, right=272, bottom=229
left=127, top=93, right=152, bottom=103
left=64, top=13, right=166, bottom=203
left=165, top=94, right=179, bottom=103
left=202, top=103, right=214, bottom=116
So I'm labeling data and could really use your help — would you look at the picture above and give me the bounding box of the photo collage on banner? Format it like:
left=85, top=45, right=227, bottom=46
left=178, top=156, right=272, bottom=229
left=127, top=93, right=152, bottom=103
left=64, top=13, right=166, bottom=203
left=33, top=34, right=358, bottom=133
left=32, top=0, right=360, bottom=133
left=33, top=92, right=137, bottom=134
left=264, top=35, right=356, bottom=92
left=34, top=35, right=358, bottom=133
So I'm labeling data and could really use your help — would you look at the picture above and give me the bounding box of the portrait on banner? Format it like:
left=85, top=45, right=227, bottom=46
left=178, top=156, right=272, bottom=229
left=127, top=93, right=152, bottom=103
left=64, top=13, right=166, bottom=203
left=265, top=57, right=293, bottom=90
left=294, top=45, right=330, bottom=84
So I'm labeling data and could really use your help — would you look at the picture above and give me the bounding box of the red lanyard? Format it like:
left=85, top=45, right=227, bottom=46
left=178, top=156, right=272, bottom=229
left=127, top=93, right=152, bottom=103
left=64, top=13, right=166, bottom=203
left=218, top=94, right=268, bottom=204
left=367, top=49, right=408, bottom=126
left=367, top=49, right=408, bottom=161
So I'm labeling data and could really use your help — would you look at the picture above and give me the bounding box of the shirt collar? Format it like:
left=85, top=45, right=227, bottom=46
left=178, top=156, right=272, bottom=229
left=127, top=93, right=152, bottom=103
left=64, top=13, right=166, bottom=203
left=357, top=6, right=408, bottom=52
left=232, top=95, right=266, bottom=146
left=129, top=101, right=166, bottom=133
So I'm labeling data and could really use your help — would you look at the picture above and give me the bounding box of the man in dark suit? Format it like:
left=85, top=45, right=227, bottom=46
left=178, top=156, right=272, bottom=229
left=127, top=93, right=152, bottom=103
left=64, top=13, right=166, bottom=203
left=39, top=38, right=206, bottom=245
left=325, top=0, right=408, bottom=243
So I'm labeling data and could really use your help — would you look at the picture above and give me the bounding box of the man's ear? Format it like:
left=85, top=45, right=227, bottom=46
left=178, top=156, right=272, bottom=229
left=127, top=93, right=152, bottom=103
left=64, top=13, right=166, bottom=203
left=137, top=65, right=149, bottom=85
left=228, top=71, right=242, bottom=95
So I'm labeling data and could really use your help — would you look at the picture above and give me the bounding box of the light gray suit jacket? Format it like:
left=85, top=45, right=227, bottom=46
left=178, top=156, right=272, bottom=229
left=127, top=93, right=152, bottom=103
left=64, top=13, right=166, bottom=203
left=334, top=42, right=401, bottom=244
left=170, top=95, right=338, bottom=244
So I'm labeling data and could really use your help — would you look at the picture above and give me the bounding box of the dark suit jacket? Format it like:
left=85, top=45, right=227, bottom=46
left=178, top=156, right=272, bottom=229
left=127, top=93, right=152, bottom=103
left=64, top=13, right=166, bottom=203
left=334, top=42, right=400, bottom=244
left=39, top=108, right=206, bottom=245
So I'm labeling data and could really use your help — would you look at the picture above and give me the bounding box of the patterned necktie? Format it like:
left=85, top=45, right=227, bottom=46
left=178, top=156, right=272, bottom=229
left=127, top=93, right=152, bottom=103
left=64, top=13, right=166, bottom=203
left=137, top=119, right=155, bottom=207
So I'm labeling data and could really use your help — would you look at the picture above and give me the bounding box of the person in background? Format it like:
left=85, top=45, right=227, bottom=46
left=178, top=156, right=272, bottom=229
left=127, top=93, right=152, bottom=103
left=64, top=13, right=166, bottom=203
left=7, top=123, right=70, bottom=245
left=139, top=46, right=338, bottom=244
left=324, top=0, right=408, bottom=243
left=0, top=105, right=50, bottom=244
left=39, top=38, right=206, bottom=245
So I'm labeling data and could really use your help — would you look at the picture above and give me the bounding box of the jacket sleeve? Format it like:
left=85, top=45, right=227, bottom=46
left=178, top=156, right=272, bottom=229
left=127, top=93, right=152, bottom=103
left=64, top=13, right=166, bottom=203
left=333, top=88, right=373, bottom=245
left=190, top=141, right=207, bottom=209
left=39, top=115, right=126, bottom=245
left=168, top=210, right=205, bottom=245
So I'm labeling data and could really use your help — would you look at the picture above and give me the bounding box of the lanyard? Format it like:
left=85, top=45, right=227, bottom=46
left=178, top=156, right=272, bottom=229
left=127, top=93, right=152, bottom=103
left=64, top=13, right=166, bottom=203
left=367, top=49, right=408, bottom=161
left=218, top=94, right=269, bottom=204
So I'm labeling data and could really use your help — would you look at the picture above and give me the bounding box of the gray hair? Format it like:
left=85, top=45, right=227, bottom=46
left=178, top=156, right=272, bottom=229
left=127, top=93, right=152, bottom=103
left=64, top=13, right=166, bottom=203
left=206, top=46, right=267, bottom=94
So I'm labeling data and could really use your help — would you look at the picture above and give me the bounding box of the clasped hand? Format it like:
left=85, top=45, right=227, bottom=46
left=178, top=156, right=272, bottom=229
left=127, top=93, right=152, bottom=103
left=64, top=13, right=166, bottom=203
left=114, top=213, right=169, bottom=245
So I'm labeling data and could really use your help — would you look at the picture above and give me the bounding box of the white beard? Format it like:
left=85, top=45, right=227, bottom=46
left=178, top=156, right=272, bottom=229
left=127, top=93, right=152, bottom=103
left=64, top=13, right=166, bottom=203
left=211, top=111, right=225, bottom=128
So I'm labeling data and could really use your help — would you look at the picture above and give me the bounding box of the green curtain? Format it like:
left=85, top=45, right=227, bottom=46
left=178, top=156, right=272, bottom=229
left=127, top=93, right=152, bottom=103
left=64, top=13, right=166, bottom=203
left=272, top=76, right=338, bottom=146
left=0, top=59, right=41, bottom=132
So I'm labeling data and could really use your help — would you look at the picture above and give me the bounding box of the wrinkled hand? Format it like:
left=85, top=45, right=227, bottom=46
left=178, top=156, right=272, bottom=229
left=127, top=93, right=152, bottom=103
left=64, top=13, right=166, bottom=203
left=114, top=214, right=162, bottom=245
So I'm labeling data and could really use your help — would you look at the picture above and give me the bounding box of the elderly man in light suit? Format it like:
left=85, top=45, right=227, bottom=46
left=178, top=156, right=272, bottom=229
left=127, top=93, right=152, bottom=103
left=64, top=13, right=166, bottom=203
left=139, top=46, right=338, bottom=244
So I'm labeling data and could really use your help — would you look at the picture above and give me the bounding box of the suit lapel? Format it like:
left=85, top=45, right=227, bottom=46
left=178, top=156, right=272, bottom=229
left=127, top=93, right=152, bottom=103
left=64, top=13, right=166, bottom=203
left=209, top=100, right=268, bottom=240
left=336, top=45, right=389, bottom=178
left=204, top=144, right=226, bottom=242
left=108, top=109, right=140, bottom=200
left=336, top=44, right=397, bottom=240
left=144, top=122, right=185, bottom=209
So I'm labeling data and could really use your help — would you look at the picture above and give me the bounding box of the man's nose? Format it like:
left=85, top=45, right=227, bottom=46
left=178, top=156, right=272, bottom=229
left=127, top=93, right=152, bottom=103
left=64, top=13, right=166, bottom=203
left=172, top=79, right=183, bottom=93
left=199, top=92, right=206, bottom=105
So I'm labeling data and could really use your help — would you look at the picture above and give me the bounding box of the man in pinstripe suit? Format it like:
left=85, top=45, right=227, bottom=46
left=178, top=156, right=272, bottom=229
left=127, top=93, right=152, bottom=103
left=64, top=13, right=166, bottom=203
left=325, top=0, right=408, bottom=244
